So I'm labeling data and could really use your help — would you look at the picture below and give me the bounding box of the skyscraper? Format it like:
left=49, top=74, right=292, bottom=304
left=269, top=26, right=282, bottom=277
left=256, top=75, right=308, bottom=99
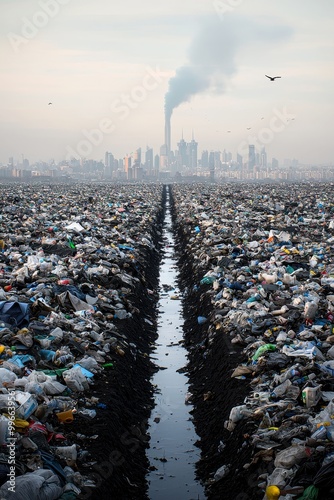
left=248, top=145, right=256, bottom=169
left=201, top=150, right=209, bottom=169
left=188, top=134, right=198, bottom=170
left=177, top=136, right=187, bottom=167
left=260, top=147, right=267, bottom=168
left=124, top=155, right=132, bottom=179
left=145, top=147, right=153, bottom=172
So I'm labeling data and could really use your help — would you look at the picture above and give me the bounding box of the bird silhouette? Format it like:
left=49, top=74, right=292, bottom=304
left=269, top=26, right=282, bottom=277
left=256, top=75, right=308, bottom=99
left=246, top=127, right=251, bottom=130
left=265, top=75, right=281, bottom=81
left=48, top=102, right=52, bottom=105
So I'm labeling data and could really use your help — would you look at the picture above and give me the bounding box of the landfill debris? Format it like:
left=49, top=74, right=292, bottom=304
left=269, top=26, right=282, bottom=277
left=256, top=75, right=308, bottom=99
left=4, top=180, right=334, bottom=500
left=170, top=182, right=334, bottom=500
left=0, top=183, right=164, bottom=499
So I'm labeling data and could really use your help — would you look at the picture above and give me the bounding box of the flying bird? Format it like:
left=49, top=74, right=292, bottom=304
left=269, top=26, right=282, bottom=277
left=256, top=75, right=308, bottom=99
left=48, top=102, right=52, bottom=105
left=265, top=75, right=281, bottom=81
left=246, top=127, right=251, bottom=130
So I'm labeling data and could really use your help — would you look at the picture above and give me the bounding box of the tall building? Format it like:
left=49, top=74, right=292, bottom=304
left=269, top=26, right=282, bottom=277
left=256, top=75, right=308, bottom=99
left=188, top=134, right=198, bottom=170
left=159, top=144, right=168, bottom=169
left=133, top=148, right=141, bottom=164
left=248, top=145, right=256, bottom=169
left=145, top=147, right=153, bottom=172
left=124, top=155, right=132, bottom=179
left=260, top=147, right=267, bottom=168
left=154, top=154, right=160, bottom=171
left=105, top=151, right=114, bottom=177
left=201, top=150, right=209, bottom=169
left=177, top=136, right=187, bottom=167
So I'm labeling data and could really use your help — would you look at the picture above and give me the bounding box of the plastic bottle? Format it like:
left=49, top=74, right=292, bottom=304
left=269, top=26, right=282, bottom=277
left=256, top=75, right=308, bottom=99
left=293, top=373, right=316, bottom=385
left=213, top=464, right=230, bottom=482
left=310, top=425, right=327, bottom=440
left=78, top=409, right=96, bottom=419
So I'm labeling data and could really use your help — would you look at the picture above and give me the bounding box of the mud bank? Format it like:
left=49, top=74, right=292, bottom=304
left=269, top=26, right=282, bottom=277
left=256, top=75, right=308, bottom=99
left=81, top=189, right=166, bottom=500
left=169, top=183, right=334, bottom=500
left=170, top=190, right=254, bottom=500
left=0, top=183, right=166, bottom=500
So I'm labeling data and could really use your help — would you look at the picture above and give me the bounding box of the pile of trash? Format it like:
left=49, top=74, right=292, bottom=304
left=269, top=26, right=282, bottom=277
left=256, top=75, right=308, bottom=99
left=0, top=183, right=164, bottom=499
left=170, top=182, right=334, bottom=500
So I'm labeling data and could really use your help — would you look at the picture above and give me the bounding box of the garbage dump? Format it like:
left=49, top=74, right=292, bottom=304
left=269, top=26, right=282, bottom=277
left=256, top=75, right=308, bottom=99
left=169, top=182, right=334, bottom=500
left=0, top=183, right=165, bottom=500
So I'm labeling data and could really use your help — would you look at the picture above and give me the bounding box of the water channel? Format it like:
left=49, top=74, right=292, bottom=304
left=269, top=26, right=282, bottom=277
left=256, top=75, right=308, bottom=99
left=146, top=187, right=206, bottom=500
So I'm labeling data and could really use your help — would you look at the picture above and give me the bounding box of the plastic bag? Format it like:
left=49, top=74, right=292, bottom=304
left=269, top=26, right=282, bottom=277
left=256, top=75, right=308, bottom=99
left=41, top=380, right=67, bottom=395
left=274, top=445, right=307, bottom=468
left=0, top=367, right=17, bottom=387
left=0, top=301, right=30, bottom=328
left=62, top=366, right=90, bottom=392
left=313, top=460, right=334, bottom=490
left=0, top=469, right=62, bottom=500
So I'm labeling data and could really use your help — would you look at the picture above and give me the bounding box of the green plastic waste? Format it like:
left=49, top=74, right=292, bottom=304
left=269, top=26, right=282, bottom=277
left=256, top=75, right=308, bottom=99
left=38, top=368, right=68, bottom=377
left=296, top=485, right=319, bottom=500
left=252, top=344, right=276, bottom=362
left=200, top=276, right=215, bottom=285
left=102, top=362, right=114, bottom=369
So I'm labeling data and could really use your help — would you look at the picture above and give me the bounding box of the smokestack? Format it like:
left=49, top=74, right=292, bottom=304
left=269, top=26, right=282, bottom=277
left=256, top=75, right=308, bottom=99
left=165, top=113, right=171, bottom=157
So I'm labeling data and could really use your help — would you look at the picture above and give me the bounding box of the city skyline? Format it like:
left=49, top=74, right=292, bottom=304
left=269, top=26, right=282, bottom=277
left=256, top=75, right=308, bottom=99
left=3, top=137, right=303, bottom=171
left=1, top=1, right=334, bottom=165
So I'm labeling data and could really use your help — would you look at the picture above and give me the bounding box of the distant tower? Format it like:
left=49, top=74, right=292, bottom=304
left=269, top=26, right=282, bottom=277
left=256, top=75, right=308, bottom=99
left=188, top=131, right=198, bottom=170
left=133, top=147, right=141, bottom=164
left=177, top=132, right=188, bottom=167
left=124, top=155, right=132, bottom=179
left=260, top=147, right=267, bottom=168
left=145, top=147, right=153, bottom=171
left=201, top=150, right=209, bottom=169
left=248, top=145, right=255, bottom=169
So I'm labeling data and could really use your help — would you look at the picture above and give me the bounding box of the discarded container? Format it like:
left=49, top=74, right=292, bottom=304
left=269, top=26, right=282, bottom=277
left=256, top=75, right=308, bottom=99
left=15, top=392, right=38, bottom=419
left=302, top=385, right=322, bottom=408
left=56, top=410, right=74, bottom=424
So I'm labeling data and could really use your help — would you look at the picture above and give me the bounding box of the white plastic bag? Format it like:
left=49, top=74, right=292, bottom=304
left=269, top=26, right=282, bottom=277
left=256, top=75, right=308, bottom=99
left=0, top=367, right=17, bottom=387
left=63, top=366, right=90, bottom=392
left=274, top=444, right=307, bottom=468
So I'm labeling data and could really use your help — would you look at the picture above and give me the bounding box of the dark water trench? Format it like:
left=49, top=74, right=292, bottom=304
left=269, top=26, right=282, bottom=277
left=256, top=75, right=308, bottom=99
left=146, top=186, right=206, bottom=500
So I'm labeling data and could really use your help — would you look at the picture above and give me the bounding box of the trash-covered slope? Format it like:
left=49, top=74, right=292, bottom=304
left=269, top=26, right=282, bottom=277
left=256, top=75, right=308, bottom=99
left=170, top=182, right=334, bottom=500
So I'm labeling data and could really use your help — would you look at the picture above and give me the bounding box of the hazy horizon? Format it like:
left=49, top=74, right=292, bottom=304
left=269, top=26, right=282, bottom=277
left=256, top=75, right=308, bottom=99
left=1, top=0, right=334, bottom=165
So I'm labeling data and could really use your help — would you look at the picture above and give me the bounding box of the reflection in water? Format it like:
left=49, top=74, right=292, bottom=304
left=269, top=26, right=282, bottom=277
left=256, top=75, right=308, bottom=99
left=146, top=187, right=206, bottom=500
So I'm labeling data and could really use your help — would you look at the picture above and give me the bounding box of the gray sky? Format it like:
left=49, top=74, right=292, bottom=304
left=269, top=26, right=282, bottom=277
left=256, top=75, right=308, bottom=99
left=1, top=0, right=334, bottom=165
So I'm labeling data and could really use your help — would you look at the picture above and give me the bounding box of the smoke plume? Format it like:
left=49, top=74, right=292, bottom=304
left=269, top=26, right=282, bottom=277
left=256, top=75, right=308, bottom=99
left=165, top=14, right=292, bottom=119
